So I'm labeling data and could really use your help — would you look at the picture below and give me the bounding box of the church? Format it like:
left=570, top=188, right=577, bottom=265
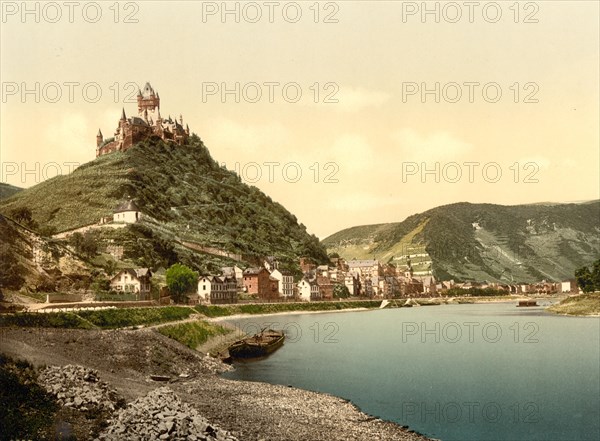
left=96, top=82, right=190, bottom=157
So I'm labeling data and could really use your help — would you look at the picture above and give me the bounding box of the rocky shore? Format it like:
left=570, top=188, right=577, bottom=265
left=1, top=327, right=433, bottom=440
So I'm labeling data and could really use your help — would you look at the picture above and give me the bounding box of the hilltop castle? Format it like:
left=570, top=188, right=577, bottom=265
left=96, top=82, right=190, bottom=157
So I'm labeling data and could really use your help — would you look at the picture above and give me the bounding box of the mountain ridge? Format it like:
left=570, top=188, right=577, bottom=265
left=323, top=201, right=600, bottom=283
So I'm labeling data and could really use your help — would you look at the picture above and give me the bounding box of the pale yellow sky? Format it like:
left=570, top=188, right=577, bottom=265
left=1, top=1, right=599, bottom=238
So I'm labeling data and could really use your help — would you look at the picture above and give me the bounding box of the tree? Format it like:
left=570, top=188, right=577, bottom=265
left=333, top=284, right=350, bottom=299
left=166, top=263, right=198, bottom=303
left=68, top=232, right=98, bottom=259
left=0, top=249, right=25, bottom=291
left=10, top=207, right=37, bottom=229
left=575, top=259, right=600, bottom=293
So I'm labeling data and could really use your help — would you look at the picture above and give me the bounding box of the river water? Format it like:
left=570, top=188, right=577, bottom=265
left=221, top=302, right=600, bottom=441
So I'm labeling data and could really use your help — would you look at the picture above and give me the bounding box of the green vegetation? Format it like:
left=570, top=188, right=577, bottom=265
left=0, top=312, right=94, bottom=329
left=575, top=259, right=600, bottom=293
left=157, top=320, right=231, bottom=349
left=0, top=183, right=23, bottom=201
left=333, top=284, right=351, bottom=298
left=0, top=215, right=27, bottom=291
left=324, top=201, right=600, bottom=283
left=166, top=263, right=198, bottom=303
left=68, top=231, right=99, bottom=259
left=195, top=300, right=382, bottom=317
left=0, top=354, right=59, bottom=440
left=547, top=294, right=600, bottom=316
left=77, top=306, right=193, bottom=329
left=445, top=287, right=509, bottom=297
left=0, top=137, right=329, bottom=274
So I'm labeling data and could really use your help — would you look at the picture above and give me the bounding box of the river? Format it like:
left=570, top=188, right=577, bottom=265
left=221, top=302, right=600, bottom=441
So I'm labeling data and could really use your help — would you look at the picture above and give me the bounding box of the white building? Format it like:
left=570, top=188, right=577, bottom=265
left=198, top=276, right=212, bottom=300
left=113, top=199, right=141, bottom=223
left=297, top=279, right=312, bottom=301
left=110, top=268, right=152, bottom=298
left=270, top=269, right=295, bottom=297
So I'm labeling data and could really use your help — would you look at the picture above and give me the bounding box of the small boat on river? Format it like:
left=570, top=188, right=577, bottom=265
left=228, top=329, right=285, bottom=359
left=517, top=299, right=538, bottom=307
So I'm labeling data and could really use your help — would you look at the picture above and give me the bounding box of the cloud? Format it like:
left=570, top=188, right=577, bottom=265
left=392, top=128, right=472, bottom=162
left=334, top=86, right=390, bottom=113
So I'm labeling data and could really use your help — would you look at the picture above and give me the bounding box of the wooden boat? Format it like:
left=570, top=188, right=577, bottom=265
left=517, top=300, right=538, bottom=307
left=228, top=329, right=285, bottom=359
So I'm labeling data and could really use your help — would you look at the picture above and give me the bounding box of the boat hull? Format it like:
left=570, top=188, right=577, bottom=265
left=228, top=330, right=285, bottom=359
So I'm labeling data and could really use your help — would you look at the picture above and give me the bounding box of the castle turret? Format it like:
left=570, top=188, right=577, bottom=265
left=121, top=108, right=127, bottom=121
left=96, top=129, right=103, bottom=147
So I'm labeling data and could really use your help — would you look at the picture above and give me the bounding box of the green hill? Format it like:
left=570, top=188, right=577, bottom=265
left=323, top=201, right=600, bottom=283
left=0, top=183, right=23, bottom=200
left=0, top=136, right=327, bottom=274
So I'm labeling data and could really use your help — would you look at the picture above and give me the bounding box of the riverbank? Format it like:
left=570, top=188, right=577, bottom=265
left=546, top=294, right=600, bottom=316
left=0, top=327, right=434, bottom=440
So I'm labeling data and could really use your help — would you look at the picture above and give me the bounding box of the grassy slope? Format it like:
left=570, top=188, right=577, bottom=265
left=0, top=183, right=23, bottom=200
left=547, top=294, right=600, bottom=316
left=324, top=201, right=600, bottom=283
left=0, top=136, right=328, bottom=271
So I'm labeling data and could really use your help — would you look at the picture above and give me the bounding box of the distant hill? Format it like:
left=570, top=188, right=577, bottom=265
left=0, top=136, right=328, bottom=274
left=0, top=183, right=23, bottom=200
left=323, top=201, right=600, bottom=283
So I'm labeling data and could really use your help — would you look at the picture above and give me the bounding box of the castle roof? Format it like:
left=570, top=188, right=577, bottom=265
left=142, top=82, right=155, bottom=97
left=114, top=200, right=140, bottom=213
left=129, top=116, right=149, bottom=126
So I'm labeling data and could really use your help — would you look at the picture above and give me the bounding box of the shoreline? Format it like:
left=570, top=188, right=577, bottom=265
left=0, top=327, right=435, bottom=441
left=207, top=306, right=372, bottom=323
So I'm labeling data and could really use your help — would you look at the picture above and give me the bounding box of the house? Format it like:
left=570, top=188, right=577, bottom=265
left=345, top=273, right=359, bottom=296
left=263, top=256, right=279, bottom=272
left=316, top=275, right=334, bottom=299
left=299, top=257, right=316, bottom=274
left=243, top=267, right=271, bottom=298
left=269, top=276, right=280, bottom=298
left=560, top=279, right=578, bottom=293
left=198, top=276, right=212, bottom=300
left=113, top=199, right=142, bottom=224
left=210, top=276, right=238, bottom=304
left=297, top=278, right=320, bottom=301
left=347, top=260, right=382, bottom=278
left=297, top=279, right=312, bottom=302
left=110, top=268, right=152, bottom=299
left=270, top=269, right=295, bottom=297
left=222, top=266, right=244, bottom=289
left=198, top=275, right=238, bottom=304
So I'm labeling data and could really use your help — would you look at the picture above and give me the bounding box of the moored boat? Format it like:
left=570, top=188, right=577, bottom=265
left=517, top=299, right=538, bottom=307
left=228, top=329, right=285, bottom=359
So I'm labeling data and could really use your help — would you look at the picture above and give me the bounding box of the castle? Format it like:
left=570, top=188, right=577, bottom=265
left=96, top=82, right=190, bottom=157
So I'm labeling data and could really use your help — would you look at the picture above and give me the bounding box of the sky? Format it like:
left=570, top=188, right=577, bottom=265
left=1, top=1, right=599, bottom=239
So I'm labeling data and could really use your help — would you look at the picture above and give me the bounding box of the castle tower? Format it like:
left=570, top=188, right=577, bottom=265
left=96, top=129, right=103, bottom=147
left=137, top=82, right=160, bottom=117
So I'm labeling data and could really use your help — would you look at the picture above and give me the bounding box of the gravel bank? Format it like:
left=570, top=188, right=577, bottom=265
left=1, top=327, right=434, bottom=440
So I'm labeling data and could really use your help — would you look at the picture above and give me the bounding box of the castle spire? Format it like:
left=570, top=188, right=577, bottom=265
left=121, top=108, right=127, bottom=120
left=97, top=129, right=103, bottom=137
